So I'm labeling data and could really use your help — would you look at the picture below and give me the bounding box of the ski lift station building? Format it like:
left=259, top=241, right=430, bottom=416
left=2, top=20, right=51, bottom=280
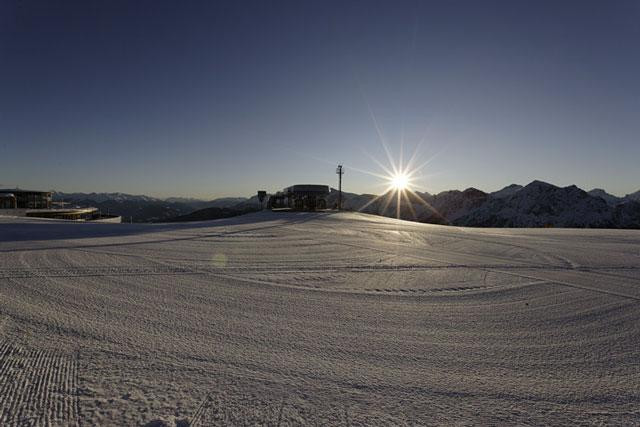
left=268, top=184, right=330, bottom=211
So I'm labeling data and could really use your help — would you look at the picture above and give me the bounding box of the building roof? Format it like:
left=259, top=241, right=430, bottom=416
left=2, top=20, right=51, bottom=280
left=283, top=184, right=330, bottom=194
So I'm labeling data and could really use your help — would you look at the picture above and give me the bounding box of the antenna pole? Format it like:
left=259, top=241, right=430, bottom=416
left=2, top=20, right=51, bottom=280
left=336, top=164, right=344, bottom=210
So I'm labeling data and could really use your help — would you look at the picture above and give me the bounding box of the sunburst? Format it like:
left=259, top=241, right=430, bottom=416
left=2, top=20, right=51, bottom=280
left=390, top=173, right=409, bottom=190
left=306, top=87, right=443, bottom=220
left=350, top=142, right=440, bottom=220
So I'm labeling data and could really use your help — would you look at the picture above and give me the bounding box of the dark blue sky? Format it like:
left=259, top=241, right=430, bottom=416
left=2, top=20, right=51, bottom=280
left=2, top=0, right=639, bottom=198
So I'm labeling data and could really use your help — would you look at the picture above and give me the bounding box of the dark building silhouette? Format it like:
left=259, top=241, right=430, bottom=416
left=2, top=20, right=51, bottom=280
left=268, top=185, right=329, bottom=211
left=0, top=189, right=51, bottom=209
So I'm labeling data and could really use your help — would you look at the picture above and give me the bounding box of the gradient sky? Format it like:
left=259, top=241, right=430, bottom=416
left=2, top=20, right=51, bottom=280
left=1, top=0, right=639, bottom=199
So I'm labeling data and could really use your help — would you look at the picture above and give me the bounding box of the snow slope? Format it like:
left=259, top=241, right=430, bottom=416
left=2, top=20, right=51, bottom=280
left=1, top=212, right=639, bottom=425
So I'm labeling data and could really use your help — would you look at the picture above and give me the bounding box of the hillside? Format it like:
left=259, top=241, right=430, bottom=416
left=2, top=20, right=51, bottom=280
left=164, top=205, right=260, bottom=222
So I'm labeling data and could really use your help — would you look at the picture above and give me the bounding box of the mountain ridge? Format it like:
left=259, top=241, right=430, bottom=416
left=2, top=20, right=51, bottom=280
left=50, top=182, right=640, bottom=228
left=330, top=181, right=640, bottom=229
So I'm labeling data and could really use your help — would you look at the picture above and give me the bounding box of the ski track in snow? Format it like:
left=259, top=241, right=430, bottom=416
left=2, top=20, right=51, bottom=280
left=0, top=341, right=79, bottom=426
left=0, top=211, right=639, bottom=425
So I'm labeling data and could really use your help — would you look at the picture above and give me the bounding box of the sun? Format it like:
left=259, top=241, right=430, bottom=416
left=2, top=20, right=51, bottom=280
left=390, top=173, right=410, bottom=190
left=351, top=141, right=439, bottom=219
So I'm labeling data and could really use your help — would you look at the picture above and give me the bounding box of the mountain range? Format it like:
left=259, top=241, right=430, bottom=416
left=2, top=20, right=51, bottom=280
left=53, top=182, right=640, bottom=228
left=52, top=192, right=250, bottom=222
left=329, top=181, right=640, bottom=229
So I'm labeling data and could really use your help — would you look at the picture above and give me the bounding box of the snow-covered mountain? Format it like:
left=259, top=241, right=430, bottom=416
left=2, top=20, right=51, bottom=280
left=327, top=188, right=378, bottom=211
left=421, top=188, right=488, bottom=223
left=613, top=200, right=640, bottom=228
left=163, top=197, right=205, bottom=204
left=206, top=197, right=250, bottom=208
left=625, top=190, right=640, bottom=202
left=332, top=181, right=640, bottom=229
left=53, top=192, right=161, bottom=203
left=51, top=192, right=252, bottom=222
left=490, top=184, right=523, bottom=199
left=54, top=192, right=247, bottom=206
left=455, top=181, right=613, bottom=227
left=587, top=189, right=623, bottom=206
left=326, top=187, right=488, bottom=224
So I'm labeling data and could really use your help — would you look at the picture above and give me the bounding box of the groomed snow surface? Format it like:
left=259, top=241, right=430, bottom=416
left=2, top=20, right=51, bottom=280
left=1, top=211, right=639, bottom=425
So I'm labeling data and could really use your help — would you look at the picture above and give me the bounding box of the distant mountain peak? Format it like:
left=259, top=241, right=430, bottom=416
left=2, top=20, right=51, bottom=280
left=625, top=190, right=640, bottom=201
left=490, top=184, right=523, bottom=199
left=525, top=180, right=556, bottom=189
left=588, top=189, right=623, bottom=206
left=52, top=191, right=161, bottom=203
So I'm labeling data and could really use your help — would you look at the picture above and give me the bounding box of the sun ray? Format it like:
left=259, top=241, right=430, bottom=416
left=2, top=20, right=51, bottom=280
left=405, top=141, right=423, bottom=173
left=405, top=146, right=446, bottom=179
left=399, top=134, right=404, bottom=173
left=357, top=192, right=386, bottom=212
left=353, top=89, right=442, bottom=221
left=380, top=186, right=396, bottom=217
left=405, top=187, right=442, bottom=218
left=345, top=164, right=389, bottom=181
left=362, top=150, right=396, bottom=178
left=380, top=140, right=398, bottom=175
left=363, top=97, right=398, bottom=176
left=403, top=189, right=418, bottom=220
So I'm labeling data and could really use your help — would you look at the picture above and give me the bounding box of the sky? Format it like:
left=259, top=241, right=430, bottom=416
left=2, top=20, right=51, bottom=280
left=1, top=0, right=639, bottom=199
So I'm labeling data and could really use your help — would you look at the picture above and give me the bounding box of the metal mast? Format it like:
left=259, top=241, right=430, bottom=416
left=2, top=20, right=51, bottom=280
left=336, top=164, right=344, bottom=210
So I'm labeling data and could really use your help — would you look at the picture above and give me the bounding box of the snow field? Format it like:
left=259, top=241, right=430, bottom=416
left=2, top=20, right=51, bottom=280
left=0, top=211, right=639, bottom=424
